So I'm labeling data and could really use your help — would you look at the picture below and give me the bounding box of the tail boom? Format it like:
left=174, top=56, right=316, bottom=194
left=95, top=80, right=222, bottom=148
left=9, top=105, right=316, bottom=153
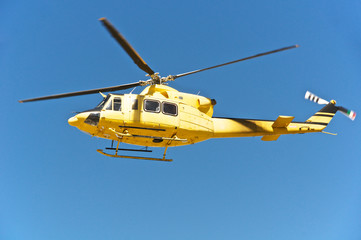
left=212, top=117, right=326, bottom=139
left=212, top=102, right=339, bottom=140
left=211, top=98, right=350, bottom=141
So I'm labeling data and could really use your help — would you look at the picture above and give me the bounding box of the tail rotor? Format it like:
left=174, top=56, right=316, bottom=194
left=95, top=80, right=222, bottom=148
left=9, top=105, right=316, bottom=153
left=305, top=91, right=356, bottom=121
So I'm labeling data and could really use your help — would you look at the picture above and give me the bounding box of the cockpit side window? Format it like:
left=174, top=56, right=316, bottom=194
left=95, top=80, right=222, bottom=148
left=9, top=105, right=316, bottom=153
left=113, top=97, right=121, bottom=111
left=104, top=97, right=122, bottom=111
left=105, top=99, right=113, bottom=110
left=144, top=100, right=160, bottom=113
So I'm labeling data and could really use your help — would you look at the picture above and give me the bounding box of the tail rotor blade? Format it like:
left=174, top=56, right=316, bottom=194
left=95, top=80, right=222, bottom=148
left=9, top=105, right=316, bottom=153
left=305, top=91, right=329, bottom=105
left=338, top=106, right=356, bottom=121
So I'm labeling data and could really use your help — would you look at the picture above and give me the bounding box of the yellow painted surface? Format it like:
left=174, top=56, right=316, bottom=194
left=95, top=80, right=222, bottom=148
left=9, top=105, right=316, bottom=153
left=261, top=135, right=280, bottom=141
left=272, top=116, right=295, bottom=128
left=68, top=85, right=336, bottom=147
left=212, top=117, right=326, bottom=139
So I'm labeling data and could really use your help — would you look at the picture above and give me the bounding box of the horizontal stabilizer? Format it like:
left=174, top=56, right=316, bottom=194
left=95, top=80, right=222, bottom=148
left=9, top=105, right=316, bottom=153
left=261, top=135, right=280, bottom=141
left=272, top=115, right=295, bottom=128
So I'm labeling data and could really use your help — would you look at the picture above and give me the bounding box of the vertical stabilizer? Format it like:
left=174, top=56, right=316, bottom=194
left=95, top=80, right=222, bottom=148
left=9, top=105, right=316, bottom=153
left=306, top=102, right=338, bottom=127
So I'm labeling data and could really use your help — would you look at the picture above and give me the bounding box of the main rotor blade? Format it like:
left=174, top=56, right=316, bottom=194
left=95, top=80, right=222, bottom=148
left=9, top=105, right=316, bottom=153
left=19, top=82, right=141, bottom=103
left=173, top=45, right=299, bottom=79
left=99, top=17, right=155, bottom=76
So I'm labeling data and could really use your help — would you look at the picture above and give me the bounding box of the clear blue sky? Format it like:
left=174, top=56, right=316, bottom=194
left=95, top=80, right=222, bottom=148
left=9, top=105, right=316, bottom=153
left=1, top=0, right=361, bottom=239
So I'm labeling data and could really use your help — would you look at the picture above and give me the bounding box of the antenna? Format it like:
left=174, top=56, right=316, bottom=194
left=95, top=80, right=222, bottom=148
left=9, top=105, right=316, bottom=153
left=130, top=87, right=137, bottom=94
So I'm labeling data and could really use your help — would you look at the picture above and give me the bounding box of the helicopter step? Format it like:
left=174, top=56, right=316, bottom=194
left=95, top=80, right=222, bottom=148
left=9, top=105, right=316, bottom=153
left=105, top=147, right=152, bottom=152
left=97, top=149, right=172, bottom=162
left=106, top=140, right=152, bottom=152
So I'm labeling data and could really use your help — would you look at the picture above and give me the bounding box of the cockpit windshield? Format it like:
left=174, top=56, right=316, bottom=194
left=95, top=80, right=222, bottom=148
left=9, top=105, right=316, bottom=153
left=94, top=95, right=110, bottom=110
left=80, top=95, right=124, bottom=113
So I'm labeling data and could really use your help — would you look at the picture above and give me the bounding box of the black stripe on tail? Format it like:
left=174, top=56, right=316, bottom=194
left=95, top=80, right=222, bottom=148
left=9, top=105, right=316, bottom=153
left=306, top=102, right=338, bottom=126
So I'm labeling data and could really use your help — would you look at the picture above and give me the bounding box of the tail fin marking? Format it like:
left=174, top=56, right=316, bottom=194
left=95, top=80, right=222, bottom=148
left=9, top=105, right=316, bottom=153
left=306, top=102, right=338, bottom=126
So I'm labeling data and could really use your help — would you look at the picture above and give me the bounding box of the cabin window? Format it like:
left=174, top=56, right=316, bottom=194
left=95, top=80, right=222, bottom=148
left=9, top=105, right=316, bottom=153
left=144, top=100, right=160, bottom=113
left=113, top=97, right=122, bottom=111
left=163, top=102, right=177, bottom=116
left=132, top=99, right=138, bottom=110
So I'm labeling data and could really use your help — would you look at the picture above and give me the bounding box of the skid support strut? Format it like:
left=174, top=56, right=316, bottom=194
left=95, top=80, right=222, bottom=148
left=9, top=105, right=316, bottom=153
left=163, top=146, right=169, bottom=160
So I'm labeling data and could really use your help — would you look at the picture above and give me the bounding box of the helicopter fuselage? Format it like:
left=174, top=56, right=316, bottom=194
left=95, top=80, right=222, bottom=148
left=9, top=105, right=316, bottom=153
left=68, top=84, right=329, bottom=148
left=68, top=85, right=216, bottom=147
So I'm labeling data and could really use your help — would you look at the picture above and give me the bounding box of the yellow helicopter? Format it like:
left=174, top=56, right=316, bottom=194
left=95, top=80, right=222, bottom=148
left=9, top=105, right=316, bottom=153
left=19, top=18, right=356, bottom=161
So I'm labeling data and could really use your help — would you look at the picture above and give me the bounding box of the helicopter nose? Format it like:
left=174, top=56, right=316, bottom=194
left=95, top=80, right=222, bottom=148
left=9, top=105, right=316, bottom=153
left=68, top=116, right=79, bottom=126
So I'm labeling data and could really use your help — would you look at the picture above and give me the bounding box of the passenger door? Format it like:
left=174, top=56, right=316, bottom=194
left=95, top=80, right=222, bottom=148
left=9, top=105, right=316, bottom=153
left=140, top=97, right=179, bottom=137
